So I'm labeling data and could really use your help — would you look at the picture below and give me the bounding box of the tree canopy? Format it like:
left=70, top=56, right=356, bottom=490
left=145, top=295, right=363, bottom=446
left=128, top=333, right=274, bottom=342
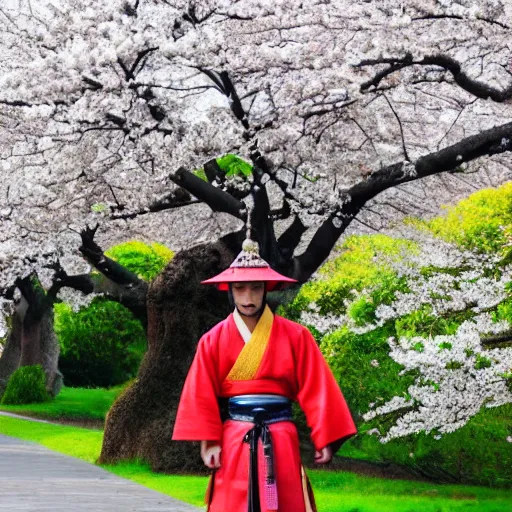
left=0, top=0, right=511, bottom=327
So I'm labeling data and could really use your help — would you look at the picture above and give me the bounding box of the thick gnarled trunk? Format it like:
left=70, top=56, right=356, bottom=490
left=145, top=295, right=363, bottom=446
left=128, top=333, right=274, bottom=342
left=99, top=233, right=242, bottom=472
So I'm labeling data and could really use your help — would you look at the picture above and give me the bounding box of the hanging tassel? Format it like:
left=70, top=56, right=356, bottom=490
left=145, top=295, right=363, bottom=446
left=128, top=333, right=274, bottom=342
left=265, top=477, right=278, bottom=511
left=262, top=427, right=278, bottom=511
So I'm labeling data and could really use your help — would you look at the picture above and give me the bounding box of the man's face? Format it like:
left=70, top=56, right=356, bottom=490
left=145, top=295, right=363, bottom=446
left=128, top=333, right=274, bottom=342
left=231, top=281, right=265, bottom=317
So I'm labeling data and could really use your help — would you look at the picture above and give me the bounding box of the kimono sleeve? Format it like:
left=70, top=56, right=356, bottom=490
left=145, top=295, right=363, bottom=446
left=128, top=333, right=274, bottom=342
left=172, top=333, right=223, bottom=441
left=295, top=326, right=357, bottom=452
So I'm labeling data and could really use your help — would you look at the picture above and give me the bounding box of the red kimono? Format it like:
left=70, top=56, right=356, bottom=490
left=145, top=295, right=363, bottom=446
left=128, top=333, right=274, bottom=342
left=172, top=312, right=356, bottom=511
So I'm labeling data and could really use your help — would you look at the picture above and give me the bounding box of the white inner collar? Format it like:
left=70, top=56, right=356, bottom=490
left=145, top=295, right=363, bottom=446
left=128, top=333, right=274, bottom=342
left=233, top=308, right=252, bottom=343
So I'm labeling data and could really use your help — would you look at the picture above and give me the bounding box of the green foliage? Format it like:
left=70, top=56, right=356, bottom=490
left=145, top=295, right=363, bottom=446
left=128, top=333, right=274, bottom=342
left=91, top=203, right=108, bottom=213
left=0, top=384, right=126, bottom=421
left=320, top=325, right=416, bottom=421
left=193, top=154, right=253, bottom=182
left=192, top=168, right=208, bottom=181
left=351, top=403, right=512, bottom=488
left=1, top=365, right=51, bottom=405
left=280, top=234, right=416, bottom=320
left=217, top=154, right=253, bottom=178
left=407, top=182, right=512, bottom=255
left=105, top=240, right=174, bottom=281
left=502, top=372, right=512, bottom=393
left=54, top=297, right=146, bottom=388
left=412, top=342, right=424, bottom=352
left=491, top=298, right=512, bottom=324
left=348, top=297, right=377, bottom=326
left=474, top=354, right=492, bottom=370
left=395, top=306, right=473, bottom=339
left=395, top=307, right=437, bottom=338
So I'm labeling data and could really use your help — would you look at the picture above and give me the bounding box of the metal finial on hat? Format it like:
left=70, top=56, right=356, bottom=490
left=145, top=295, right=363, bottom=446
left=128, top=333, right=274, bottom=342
left=246, top=209, right=252, bottom=240
left=242, top=210, right=260, bottom=255
left=230, top=207, right=267, bottom=268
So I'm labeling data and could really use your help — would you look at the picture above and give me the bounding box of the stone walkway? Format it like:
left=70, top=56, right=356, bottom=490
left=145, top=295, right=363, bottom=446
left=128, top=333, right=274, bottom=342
left=0, top=434, right=201, bottom=511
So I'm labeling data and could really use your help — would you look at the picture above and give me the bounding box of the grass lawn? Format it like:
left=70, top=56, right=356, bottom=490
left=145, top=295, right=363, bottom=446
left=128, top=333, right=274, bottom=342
left=0, top=385, right=125, bottom=423
left=0, top=415, right=511, bottom=512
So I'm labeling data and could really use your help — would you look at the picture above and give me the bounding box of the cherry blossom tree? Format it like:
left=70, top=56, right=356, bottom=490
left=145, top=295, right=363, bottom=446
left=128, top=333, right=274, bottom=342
left=301, top=231, right=512, bottom=441
left=0, top=0, right=511, bottom=470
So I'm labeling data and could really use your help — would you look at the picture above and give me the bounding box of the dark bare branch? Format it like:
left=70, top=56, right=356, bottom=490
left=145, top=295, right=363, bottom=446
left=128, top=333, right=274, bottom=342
left=411, top=14, right=510, bottom=30
left=78, top=225, right=148, bottom=325
left=111, top=188, right=198, bottom=220
left=382, top=93, right=409, bottom=161
left=293, top=120, right=512, bottom=281
left=118, top=47, right=159, bottom=82
left=45, top=259, right=95, bottom=299
left=170, top=167, right=247, bottom=220
left=358, top=53, right=512, bottom=102
left=482, top=333, right=512, bottom=348
left=199, top=69, right=249, bottom=129
left=250, top=166, right=282, bottom=267
left=78, top=225, right=144, bottom=287
left=277, top=215, right=307, bottom=260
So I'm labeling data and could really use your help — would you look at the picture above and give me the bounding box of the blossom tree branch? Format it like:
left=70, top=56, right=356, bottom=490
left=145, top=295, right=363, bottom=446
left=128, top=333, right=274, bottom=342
left=295, top=120, right=512, bottom=281
left=110, top=188, right=199, bottom=220
left=482, top=332, right=512, bottom=348
left=46, top=260, right=95, bottom=300
left=78, top=225, right=148, bottom=325
left=358, top=53, right=512, bottom=102
left=169, top=167, right=247, bottom=220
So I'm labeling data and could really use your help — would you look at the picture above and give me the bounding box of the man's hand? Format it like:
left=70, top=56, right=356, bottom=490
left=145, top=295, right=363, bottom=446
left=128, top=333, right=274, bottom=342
left=314, top=445, right=333, bottom=464
left=200, top=440, right=222, bottom=469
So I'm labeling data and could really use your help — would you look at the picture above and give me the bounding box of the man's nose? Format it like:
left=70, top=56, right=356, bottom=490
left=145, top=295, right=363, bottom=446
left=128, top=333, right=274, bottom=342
left=242, top=291, right=255, bottom=303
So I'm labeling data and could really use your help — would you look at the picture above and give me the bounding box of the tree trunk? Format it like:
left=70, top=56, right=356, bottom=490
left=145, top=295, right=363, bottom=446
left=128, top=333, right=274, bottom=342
left=99, top=232, right=243, bottom=472
left=0, top=284, right=62, bottom=398
left=39, top=307, right=63, bottom=397
left=0, top=309, right=22, bottom=396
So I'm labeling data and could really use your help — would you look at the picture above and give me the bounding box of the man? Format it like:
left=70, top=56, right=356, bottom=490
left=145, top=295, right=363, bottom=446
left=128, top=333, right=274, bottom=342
left=173, top=239, right=356, bottom=511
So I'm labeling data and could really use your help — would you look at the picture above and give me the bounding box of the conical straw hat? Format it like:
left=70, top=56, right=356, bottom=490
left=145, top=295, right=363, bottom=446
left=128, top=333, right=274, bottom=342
left=201, top=238, right=297, bottom=291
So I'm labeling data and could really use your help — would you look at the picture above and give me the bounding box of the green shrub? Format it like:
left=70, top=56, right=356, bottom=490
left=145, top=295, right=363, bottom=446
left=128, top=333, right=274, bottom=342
left=492, top=298, right=512, bottom=325
left=321, top=325, right=416, bottom=421
left=347, top=297, right=377, bottom=326
left=1, top=365, right=51, bottom=405
left=55, top=297, right=146, bottom=388
left=280, top=234, right=416, bottom=320
left=406, top=182, right=512, bottom=255
left=104, top=240, right=174, bottom=281
left=55, top=240, right=172, bottom=387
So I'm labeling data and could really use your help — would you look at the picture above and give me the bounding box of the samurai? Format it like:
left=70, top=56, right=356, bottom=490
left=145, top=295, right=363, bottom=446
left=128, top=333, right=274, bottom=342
left=173, top=238, right=357, bottom=511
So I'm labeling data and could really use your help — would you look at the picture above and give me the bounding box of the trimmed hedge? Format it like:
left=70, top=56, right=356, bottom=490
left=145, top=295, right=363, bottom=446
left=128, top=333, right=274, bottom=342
left=1, top=365, right=51, bottom=405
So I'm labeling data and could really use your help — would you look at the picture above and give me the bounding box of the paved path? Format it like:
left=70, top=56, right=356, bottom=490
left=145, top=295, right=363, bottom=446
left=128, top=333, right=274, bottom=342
left=0, top=434, right=201, bottom=511
left=0, top=410, right=62, bottom=425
